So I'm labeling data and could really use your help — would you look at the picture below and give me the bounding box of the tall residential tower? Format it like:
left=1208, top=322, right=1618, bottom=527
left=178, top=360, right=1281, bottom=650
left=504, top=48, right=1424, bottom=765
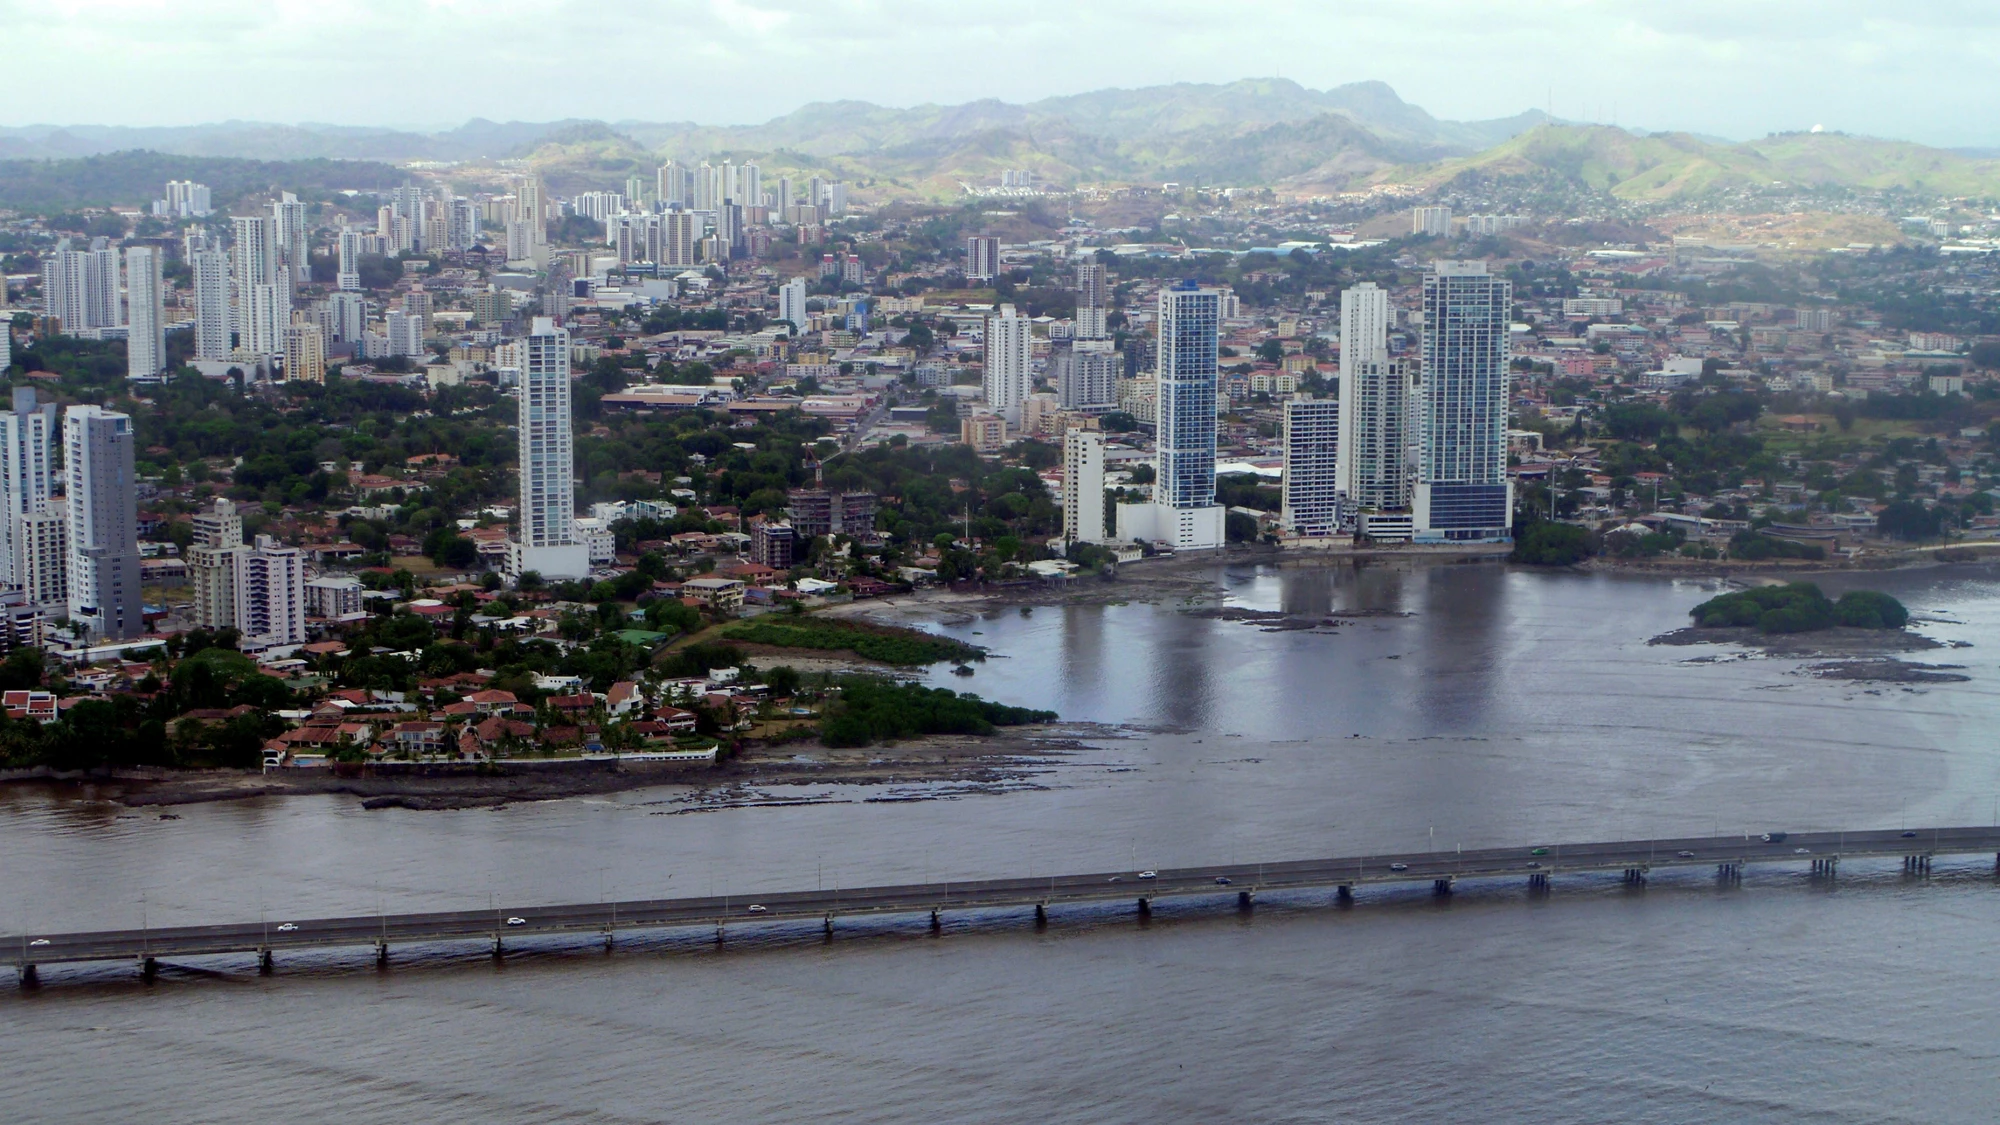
left=1414, top=261, right=1512, bottom=543
left=512, top=317, right=589, bottom=579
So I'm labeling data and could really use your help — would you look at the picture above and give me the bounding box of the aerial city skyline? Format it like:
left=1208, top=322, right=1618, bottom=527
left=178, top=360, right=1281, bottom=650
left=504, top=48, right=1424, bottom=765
left=6, top=6, right=2000, bottom=1114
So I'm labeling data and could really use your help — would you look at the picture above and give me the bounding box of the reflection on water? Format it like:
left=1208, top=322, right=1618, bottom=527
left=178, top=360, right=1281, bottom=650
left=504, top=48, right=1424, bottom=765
left=8, top=559, right=2000, bottom=1123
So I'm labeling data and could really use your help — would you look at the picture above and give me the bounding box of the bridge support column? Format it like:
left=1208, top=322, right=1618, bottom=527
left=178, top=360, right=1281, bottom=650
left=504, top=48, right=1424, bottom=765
left=1034, top=903, right=1047, bottom=926
left=1432, top=878, right=1453, bottom=897
left=929, top=909, right=941, bottom=935
left=1136, top=897, right=1150, bottom=917
left=258, top=948, right=273, bottom=975
left=1905, top=855, right=1932, bottom=876
left=375, top=942, right=389, bottom=968
left=1717, top=862, right=1740, bottom=884
left=493, top=935, right=505, bottom=958
left=1622, top=867, right=1646, bottom=885
left=824, top=914, right=835, bottom=939
left=140, top=956, right=158, bottom=983
left=1335, top=884, right=1352, bottom=903
left=18, top=964, right=37, bottom=987
left=1528, top=872, right=1549, bottom=892
left=1238, top=890, right=1255, bottom=911
left=604, top=930, right=615, bottom=952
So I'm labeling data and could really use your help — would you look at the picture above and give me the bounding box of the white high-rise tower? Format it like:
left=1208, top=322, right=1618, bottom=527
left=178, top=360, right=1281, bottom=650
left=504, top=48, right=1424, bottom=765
left=0, top=388, right=58, bottom=597
left=125, top=246, right=165, bottom=380
left=512, top=317, right=588, bottom=579
left=1336, top=282, right=1410, bottom=511
left=983, top=306, right=1031, bottom=421
left=191, top=249, right=232, bottom=360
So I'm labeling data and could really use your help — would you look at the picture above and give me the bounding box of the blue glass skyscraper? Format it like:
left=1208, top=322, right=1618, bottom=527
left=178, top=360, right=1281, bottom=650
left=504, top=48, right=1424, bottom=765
left=1414, top=260, right=1513, bottom=542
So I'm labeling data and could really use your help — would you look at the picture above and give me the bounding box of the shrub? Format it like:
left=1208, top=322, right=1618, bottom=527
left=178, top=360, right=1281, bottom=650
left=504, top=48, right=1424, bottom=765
left=1512, top=522, right=1592, bottom=565
left=1690, top=582, right=1906, bottom=632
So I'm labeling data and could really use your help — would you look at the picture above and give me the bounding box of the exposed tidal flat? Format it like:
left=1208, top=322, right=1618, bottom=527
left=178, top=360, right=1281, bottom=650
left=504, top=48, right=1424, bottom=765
left=8, top=556, right=2000, bottom=1123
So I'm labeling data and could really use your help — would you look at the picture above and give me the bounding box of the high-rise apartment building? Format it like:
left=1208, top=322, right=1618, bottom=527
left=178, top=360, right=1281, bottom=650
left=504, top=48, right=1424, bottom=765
left=64, top=405, right=143, bottom=642
left=1281, top=398, right=1343, bottom=538
left=983, top=306, right=1031, bottom=420
left=1054, top=342, right=1118, bottom=411
left=1414, top=260, right=1512, bottom=543
left=327, top=291, right=366, bottom=343
left=1336, top=282, right=1411, bottom=511
left=17, top=509, right=67, bottom=610
left=661, top=209, right=696, bottom=268
left=235, top=535, right=305, bottom=650
left=1413, top=205, right=1453, bottom=237
left=385, top=311, right=425, bottom=357
left=512, top=175, right=546, bottom=245
left=245, top=283, right=288, bottom=355
left=232, top=215, right=280, bottom=289
left=185, top=498, right=304, bottom=648
left=1074, top=260, right=1108, bottom=339
left=284, top=322, right=326, bottom=383
left=1118, top=283, right=1225, bottom=550
left=1062, top=428, right=1106, bottom=544
left=0, top=388, right=58, bottom=596
left=187, top=497, right=244, bottom=631
left=778, top=277, right=809, bottom=331
left=125, top=246, right=165, bottom=380
left=41, top=247, right=119, bottom=334
left=273, top=193, right=308, bottom=284
left=165, top=180, right=212, bottom=217
left=191, top=249, right=232, bottom=360
left=966, top=236, right=999, bottom=281
left=337, top=229, right=363, bottom=291
left=513, top=317, right=588, bottom=579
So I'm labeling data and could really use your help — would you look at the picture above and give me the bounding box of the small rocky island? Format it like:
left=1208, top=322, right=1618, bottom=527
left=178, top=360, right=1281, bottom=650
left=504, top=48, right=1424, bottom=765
left=1652, top=582, right=1968, bottom=682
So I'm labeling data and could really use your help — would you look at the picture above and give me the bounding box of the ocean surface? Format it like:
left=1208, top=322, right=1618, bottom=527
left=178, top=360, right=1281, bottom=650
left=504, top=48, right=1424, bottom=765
left=5, top=559, right=2000, bottom=1123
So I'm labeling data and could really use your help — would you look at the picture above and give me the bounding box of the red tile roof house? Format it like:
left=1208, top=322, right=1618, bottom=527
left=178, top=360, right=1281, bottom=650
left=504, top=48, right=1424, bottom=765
left=545, top=693, right=599, bottom=719
left=467, top=690, right=522, bottom=714
left=471, top=716, right=537, bottom=754
left=605, top=681, right=643, bottom=716
left=3, top=690, right=57, bottom=723
left=385, top=721, right=447, bottom=757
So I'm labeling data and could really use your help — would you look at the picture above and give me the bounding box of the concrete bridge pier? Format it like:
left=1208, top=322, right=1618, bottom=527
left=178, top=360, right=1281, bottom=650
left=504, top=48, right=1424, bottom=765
left=1904, top=854, right=1933, bottom=876
left=1237, top=890, right=1255, bottom=911
left=1621, top=867, right=1647, bottom=885
left=1717, top=862, right=1741, bottom=884
left=1810, top=857, right=1840, bottom=878
left=1528, top=872, right=1549, bottom=892
left=823, top=914, right=835, bottom=939
left=1432, top=878, right=1453, bottom=897
left=603, top=929, right=615, bottom=953
left=139, top=956, right=158, bottom=983
left=493, top=935, right=506, bottom=958
left=929, top=909, right=942, bottom=934
left=375, top=942, right=389, bottom=968
left=1136, top=897, right=1151, bottom=918
left=18, top=964, right=37, bottom=987
left=1033, top=903, right=1047, bottom=927
left=258, top=948, right=274, bottom=974
left=1335, top=884, right=1352, bottom=903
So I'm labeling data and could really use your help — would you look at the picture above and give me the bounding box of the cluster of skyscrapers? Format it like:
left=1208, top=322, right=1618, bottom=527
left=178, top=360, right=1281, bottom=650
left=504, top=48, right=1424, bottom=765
left=0, top=390, right=147, bottom=646
left=1044, top=259, right=1513, bottom=552
left=1280, top=260, right=1513, bottom=544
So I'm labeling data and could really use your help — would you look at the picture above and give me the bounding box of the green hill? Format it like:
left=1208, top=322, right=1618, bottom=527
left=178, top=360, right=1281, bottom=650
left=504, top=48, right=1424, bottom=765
left=1374, top=124, right=2000, bottom=201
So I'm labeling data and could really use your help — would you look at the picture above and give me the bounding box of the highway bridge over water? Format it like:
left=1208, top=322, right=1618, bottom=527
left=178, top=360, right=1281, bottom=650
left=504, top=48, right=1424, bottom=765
left=9, top=826, right=1999, bottom=984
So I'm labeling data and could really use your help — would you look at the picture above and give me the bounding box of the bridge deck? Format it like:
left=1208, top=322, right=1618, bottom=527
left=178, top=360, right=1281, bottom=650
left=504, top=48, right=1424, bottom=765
left=7, top=827, right=1995, bottom=971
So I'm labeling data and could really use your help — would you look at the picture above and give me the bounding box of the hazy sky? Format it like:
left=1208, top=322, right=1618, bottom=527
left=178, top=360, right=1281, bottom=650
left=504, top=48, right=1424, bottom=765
left=8, top=0, right=1998, bottom=146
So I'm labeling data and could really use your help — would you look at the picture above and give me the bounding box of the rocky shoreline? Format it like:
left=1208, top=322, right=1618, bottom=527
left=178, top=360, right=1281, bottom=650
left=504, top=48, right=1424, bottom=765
left=0, top=724, right=1103, bottom=811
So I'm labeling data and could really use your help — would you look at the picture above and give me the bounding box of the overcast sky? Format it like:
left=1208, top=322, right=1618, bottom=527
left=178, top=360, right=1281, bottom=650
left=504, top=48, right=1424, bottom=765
left=8, top=0, right=1998, bottom=147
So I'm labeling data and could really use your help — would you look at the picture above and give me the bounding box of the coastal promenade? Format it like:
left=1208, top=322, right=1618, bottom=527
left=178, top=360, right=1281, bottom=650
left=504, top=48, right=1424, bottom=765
left=9, top=826, right=1998, bottom=982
